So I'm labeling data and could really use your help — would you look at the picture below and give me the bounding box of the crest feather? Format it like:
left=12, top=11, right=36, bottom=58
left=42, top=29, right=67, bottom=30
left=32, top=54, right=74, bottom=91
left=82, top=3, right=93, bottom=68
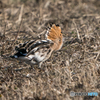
left=47, top=24, right=62, bottom=40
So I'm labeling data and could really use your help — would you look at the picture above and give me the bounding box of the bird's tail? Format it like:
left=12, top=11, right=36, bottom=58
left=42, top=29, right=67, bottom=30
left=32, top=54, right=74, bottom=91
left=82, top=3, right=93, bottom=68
left=10, top=49, right=27, bottom=58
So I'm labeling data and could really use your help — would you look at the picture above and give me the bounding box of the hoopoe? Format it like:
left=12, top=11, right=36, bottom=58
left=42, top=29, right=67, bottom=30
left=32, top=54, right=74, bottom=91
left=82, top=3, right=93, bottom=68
left=11, top=24, right=63, bottom=68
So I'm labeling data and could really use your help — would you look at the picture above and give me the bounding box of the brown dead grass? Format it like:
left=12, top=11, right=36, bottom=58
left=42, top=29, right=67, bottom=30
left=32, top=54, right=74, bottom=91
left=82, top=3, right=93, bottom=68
left=0, top=0, right=100, bottom=100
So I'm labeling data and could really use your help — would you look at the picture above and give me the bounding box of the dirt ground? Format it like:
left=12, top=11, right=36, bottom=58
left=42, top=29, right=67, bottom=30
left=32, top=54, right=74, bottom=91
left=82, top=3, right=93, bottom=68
left=0, top=0, right=100, bottom=100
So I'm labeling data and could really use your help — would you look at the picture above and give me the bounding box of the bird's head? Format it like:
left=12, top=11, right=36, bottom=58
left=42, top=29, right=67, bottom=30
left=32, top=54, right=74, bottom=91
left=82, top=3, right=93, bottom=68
left=46, top=24, right=63, bottom=51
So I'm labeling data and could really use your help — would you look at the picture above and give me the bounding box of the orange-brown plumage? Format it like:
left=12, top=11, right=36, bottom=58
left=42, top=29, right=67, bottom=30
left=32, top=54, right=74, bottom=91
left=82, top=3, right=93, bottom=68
left=46, top=24, right=63, bottom=51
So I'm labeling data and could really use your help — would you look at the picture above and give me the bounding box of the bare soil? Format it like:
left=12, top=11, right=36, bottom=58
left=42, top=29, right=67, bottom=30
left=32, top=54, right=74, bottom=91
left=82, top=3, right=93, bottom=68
left=0, top=0, right=100, bottom=100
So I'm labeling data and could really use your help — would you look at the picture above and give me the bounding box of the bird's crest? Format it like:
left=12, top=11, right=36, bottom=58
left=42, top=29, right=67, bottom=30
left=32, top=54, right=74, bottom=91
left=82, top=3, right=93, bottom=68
left=46, top=24, right=62, bottom=41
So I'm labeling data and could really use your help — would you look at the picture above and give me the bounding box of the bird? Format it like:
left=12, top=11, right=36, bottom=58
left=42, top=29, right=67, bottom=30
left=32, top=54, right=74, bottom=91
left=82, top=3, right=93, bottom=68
left=11, top=24, right=63, bottom=68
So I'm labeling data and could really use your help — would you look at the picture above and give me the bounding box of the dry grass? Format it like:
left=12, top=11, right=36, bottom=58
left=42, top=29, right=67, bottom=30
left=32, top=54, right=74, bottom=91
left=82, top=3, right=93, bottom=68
left=0, top=0, right=100, bottom=100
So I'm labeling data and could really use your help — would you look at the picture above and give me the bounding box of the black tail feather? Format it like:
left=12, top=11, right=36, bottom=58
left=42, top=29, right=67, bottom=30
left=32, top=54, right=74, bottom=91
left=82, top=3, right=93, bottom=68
left=11, top=49, right=27, bottom=58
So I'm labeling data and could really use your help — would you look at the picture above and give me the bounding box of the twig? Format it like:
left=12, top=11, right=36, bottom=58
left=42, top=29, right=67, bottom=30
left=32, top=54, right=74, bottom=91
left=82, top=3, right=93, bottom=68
left=2, top=4, right=6, bottom=37
left=12, top=4, right=24, bottom=49
left=73, top=19, right=80, bottom=40
left=25, top=24, right=36, bottom=36
left=12, top=19, right=23, bottom=49
left=16, top=4, right=24, bottom=23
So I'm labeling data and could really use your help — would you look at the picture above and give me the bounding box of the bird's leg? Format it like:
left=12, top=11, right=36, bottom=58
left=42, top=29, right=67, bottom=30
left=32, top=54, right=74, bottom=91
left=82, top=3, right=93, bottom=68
left=38, top=62, right=43, bottom=69
left=29, top=64, right=35, bottom=70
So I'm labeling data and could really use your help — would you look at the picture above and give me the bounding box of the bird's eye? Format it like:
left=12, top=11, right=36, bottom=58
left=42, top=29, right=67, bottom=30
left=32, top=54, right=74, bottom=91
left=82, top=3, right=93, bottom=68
left=59, top=39, right=61, bottom=42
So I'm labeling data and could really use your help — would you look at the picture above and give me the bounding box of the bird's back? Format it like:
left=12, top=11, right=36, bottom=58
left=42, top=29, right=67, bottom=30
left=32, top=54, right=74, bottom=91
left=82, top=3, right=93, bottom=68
left=11, top=39, right=53, bottom=65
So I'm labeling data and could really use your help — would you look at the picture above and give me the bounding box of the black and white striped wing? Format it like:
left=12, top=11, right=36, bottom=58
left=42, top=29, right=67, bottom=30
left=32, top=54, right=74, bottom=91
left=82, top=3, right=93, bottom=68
left=11, top=40, right=53, bottom=65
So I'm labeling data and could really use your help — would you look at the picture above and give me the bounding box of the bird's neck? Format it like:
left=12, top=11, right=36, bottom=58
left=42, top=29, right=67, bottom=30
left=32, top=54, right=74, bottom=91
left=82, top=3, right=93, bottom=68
left=51, top=42, right=59, bottom=51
